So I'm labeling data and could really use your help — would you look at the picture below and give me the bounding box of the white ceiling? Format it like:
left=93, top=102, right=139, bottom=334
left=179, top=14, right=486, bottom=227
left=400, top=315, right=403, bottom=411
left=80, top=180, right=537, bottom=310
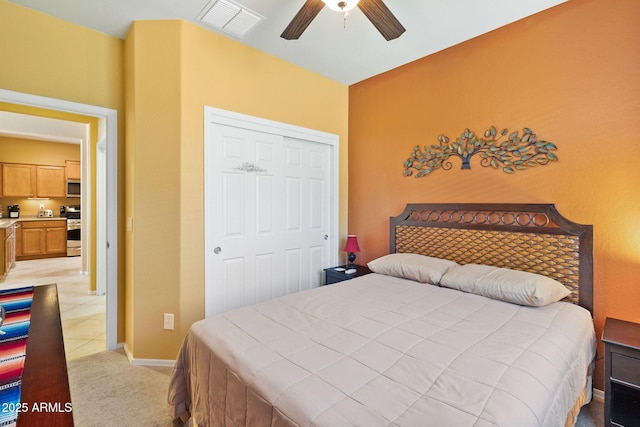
left=0, top=111, right=87, bottom=144
left=7, top=0, right=567, bottom=86
left=3, top=0, right=567, bottom=143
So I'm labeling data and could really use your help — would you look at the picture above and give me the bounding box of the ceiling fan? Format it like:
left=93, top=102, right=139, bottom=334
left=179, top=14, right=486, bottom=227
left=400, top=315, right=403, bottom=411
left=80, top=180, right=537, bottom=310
left=281, top=0, right=405, bottom=41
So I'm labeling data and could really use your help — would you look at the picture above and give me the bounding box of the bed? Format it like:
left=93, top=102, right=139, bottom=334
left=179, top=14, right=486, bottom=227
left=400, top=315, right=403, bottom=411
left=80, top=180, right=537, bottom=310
left=168, top=203, right=596, bottom=427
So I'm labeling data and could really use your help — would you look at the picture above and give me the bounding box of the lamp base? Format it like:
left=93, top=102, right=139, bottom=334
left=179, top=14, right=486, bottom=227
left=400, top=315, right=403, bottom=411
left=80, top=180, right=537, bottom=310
left=347, top=252, right=356, bottom=267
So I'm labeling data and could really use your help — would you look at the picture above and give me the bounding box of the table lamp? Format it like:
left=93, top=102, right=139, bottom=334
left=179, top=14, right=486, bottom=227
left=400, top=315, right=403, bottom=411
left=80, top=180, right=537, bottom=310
left=343, top=235, right=361, bottom=267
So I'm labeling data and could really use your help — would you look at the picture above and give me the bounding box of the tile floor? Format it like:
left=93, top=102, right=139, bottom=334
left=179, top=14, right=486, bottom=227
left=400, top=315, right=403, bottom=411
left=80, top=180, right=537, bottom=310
left=0, top=256, right=106, bottom=360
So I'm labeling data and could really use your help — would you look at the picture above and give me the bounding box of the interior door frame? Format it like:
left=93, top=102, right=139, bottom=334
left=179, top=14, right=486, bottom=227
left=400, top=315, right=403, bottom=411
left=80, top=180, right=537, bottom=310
left=96, top=138, right=107, bottom=296
left=204, top=106, right=340, bottom=318
left=0, top=89, right=119, bottom=350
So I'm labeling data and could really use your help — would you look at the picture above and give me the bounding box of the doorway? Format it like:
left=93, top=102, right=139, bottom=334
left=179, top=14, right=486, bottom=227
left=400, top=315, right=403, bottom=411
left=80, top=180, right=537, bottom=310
left=0, top=89, right=119, bottom=350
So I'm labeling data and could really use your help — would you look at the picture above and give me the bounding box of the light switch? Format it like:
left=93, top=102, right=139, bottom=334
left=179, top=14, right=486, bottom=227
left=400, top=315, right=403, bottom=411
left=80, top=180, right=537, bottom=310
left=163, top=313, right=174, bottom=330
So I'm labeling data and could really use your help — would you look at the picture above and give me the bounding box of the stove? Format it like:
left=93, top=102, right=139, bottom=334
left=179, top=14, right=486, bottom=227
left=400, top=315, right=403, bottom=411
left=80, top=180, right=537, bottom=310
left=60, top=205, right=81, bottom=257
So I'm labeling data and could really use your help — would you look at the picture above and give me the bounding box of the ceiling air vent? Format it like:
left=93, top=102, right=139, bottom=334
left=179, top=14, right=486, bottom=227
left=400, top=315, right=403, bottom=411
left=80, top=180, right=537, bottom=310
left=197, top=0, right=264, bottom=38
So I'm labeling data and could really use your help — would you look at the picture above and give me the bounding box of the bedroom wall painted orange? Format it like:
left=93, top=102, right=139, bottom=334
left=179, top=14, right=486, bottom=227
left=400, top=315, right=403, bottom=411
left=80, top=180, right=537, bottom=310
left=348, top=0, right=640, bottom=390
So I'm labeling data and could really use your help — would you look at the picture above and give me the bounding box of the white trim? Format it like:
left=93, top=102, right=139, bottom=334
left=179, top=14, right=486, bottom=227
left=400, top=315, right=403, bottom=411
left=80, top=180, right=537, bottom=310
left=205, top=107, right=338, bottom=145
left=81, top=122, right=90, bottom=275
left=96, top=138, right=107, bottom=295
left=0, top=89, right=119, bottom=351
left=204, top=106, right=340, bottom=318
left=123, top=344, right=176, bottom=367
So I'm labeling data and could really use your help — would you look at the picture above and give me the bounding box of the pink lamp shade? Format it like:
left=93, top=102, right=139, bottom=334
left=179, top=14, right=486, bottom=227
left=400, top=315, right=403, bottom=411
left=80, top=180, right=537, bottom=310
left=343, top=235, right=360, bottom=265
left=343, top=235, right=361, bottom=253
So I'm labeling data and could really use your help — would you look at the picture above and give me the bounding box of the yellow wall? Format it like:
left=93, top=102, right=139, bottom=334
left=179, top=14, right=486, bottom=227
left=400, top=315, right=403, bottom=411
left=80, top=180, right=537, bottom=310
left=0, top=0, right=124, bottom=333
left=0, top=137, right=80, bottom=165
left=348, top=0, right=640, bottom=389
left=0, top=0, right=122, bottom=108
left=125, top=20, right=349, bottom=359
left=124, top=20, right=183, bottom=358
left=1, top=0, right=347, bottom=361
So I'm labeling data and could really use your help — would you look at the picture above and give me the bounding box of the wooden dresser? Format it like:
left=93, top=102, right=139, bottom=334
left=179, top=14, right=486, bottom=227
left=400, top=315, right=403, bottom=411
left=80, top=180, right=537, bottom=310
left=17, top=284, right=74, bottom=426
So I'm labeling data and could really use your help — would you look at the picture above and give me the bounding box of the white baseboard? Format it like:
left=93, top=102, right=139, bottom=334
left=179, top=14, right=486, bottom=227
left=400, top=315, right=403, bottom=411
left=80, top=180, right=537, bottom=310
left=122, top=343, right=176, bottom=367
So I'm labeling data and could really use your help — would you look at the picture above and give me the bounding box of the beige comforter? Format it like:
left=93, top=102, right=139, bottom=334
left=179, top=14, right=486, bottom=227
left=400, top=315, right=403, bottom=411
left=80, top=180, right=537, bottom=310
left=168, top=273, right=595, bottom=426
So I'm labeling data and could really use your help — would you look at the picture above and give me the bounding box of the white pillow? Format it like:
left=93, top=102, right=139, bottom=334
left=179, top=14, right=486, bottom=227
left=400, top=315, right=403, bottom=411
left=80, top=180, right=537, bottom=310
left=367, top=253, right=458, bottom=284
left=439, top=263, right=570, bottom=307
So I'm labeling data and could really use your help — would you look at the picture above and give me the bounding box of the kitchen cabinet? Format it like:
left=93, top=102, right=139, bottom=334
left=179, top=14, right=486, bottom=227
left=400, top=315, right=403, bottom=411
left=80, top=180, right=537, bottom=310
left=46, top=223, right=67, bottom=254
left=2, top=163, right=35, bottom=197
left=65, top=160, right=81, bottom=181
left=36, top=165, right=66, bottom=198
left=1, top=163, right=65, bottom=198
left=17, top=220, right=67, bottom=260
left=2, top=224, right=16, bottom=277
left=20, top=224, right=44, bottom=258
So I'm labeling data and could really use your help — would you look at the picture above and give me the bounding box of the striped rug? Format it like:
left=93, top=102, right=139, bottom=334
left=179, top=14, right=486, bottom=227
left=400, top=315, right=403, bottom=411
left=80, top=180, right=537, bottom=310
left=0, top=286, right=34, bottom=427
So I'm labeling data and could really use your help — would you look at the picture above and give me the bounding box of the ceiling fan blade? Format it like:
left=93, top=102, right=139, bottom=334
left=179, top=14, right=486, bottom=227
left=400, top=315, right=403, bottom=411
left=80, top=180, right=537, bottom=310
left=281, top=0, right=325, bottom=40
left=358, top=0, right=406, bottom=41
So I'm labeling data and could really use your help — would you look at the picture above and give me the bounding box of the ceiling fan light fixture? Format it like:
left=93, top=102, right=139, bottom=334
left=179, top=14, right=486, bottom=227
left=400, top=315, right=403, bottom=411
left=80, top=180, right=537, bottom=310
left=322, top=0, right=360, bottom=12
left=281, top=0, right=404, bottom=41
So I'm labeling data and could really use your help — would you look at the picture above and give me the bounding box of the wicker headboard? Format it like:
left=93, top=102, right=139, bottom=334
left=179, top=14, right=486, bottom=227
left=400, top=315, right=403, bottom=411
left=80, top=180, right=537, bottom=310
left=390, top=203, right=593, bottom=313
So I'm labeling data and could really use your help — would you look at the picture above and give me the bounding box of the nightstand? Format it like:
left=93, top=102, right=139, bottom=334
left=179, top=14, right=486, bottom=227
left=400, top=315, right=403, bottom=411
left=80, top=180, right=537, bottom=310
left=323, top=265, right=372, bottom=285
left=602, top=317, right=640, bottom=427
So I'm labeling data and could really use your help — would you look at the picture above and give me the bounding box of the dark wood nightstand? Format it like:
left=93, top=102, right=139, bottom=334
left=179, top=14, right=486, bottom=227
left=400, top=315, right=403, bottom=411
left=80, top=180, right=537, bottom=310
left=323, top=265, right=372, bottom=285
left=602, top=317, right=640, bottom=427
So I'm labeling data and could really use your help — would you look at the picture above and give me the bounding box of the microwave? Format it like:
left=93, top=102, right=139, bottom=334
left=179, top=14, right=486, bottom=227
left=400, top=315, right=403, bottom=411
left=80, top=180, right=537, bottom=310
left=66, top=180, right=81, bottom=198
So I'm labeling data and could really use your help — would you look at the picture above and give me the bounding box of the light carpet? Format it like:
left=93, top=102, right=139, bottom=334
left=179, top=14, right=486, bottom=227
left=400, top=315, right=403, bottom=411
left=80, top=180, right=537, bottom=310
left=67, top=348, right=176, bottom=427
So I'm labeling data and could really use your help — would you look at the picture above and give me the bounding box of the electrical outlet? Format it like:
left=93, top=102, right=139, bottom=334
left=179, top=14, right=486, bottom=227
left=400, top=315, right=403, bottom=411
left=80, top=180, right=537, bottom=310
left=163, top=313, right=174, bottom=330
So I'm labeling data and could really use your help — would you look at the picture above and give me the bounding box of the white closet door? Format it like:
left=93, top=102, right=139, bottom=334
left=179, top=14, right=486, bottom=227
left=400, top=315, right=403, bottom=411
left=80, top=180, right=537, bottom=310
left=282, top=136, right=331, bottom=295
left=205, top=123, right=331, bottom=316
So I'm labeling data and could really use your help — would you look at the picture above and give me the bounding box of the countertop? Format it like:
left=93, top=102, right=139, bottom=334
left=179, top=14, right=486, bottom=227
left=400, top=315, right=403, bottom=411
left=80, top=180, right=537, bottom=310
left=0, top=216, right=67, bottom=228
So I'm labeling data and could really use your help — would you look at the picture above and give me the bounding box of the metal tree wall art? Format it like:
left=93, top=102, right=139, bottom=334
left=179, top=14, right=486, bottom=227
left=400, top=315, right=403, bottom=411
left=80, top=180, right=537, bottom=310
left=403, top=126, right=558, bottom=177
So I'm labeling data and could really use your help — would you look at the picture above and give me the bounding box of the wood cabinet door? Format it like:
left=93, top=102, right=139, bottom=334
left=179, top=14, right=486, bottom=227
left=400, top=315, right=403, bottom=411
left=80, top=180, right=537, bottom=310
left=3, top=164, right=35, bottom=197
left=22, top=228, right=46, bottom=256
left=45, top=227, right=67, bottom=254
left=36, top=166, right=66, bottom=198
left=65, top=160, right=81, bottom=180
